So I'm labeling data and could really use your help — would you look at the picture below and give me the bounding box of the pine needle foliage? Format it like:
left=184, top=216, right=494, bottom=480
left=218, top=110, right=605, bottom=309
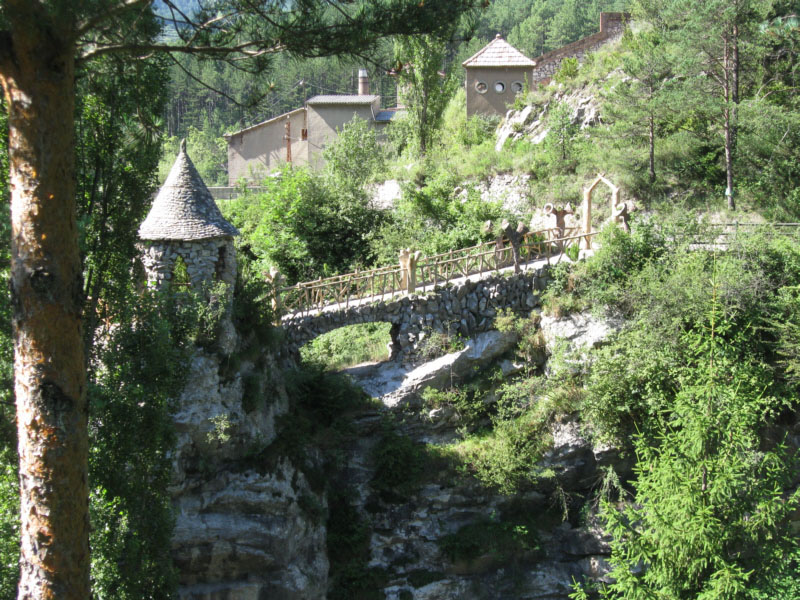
left=595, top=269, right=800, bottom=600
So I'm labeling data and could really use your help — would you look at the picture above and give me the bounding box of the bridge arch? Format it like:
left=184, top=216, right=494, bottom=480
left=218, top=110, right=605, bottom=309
left=282, top=267, right=549, bottom=361
left=299, top=321, right=396, bottom=368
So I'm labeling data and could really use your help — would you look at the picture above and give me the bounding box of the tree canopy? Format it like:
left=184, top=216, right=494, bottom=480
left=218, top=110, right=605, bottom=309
left=0, top=1, right=482, bottom=597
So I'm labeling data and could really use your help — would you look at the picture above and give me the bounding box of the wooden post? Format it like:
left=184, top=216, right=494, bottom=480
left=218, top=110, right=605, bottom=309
left=264, top=267, right=284, bottom=323
left=408, top=250, right=421, bottom=293
left=284, top=116, right=292, bottom=164
left=582, top=185, right=593, bottom=250
left=399, top=248, right=410, bottom=292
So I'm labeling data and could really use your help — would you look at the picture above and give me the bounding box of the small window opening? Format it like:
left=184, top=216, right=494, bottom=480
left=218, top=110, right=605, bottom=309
left=494, top=81, right=505, bottom=93
left=475, top=80, right=488, bottom=94
left=172, top=254, right=191, bottom=289
left=215, top=245, right=227, bottom=281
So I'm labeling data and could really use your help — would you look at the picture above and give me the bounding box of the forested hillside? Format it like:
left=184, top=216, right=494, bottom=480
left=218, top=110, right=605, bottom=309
left=161, top=0, right=628, bottom=184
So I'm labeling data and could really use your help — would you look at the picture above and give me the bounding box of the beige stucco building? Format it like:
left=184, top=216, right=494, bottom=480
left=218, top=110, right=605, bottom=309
left=224, top=70, right=397, bottom=185
left=463, top=14, right=628, bottom=119
left=224, top=108, right=309, bottom=184
left=463, top=35, right=536, bottom=118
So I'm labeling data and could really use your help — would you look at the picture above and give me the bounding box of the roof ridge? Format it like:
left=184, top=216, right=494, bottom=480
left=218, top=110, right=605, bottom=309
left=461, top=36, right=495, bottom=66
left=462, top=36, right=536, bottom=67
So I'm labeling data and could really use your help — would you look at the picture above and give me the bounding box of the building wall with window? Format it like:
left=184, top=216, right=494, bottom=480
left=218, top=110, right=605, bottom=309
left=306, top=96, right=381, bottom=169
left=225, top=108, right=309, bottom=185
left=463, top=14, right=628, bottom=119
left=465, top=66, right=533, bottom=118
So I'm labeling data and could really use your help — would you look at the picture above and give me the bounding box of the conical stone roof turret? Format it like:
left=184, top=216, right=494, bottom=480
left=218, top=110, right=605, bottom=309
left=139, top=140, right=239, bottom=241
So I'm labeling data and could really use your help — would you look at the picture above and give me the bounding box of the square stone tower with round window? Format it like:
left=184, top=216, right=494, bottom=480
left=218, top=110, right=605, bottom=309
left=462, top=35, right=535, bottom=118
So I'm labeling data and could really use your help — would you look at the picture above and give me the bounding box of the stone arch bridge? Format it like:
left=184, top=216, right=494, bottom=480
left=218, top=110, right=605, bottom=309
left=274, top=173, right=636, bottom=359
left=281, top=262, right=551, bottom=360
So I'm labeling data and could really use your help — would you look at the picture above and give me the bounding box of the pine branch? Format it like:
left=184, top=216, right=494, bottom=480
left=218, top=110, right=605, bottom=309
left=75, top=0, right=153, bottom=39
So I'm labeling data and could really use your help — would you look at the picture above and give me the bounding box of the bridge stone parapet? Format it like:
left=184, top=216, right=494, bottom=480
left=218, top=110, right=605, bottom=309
left=282, top=266, right=549, bottom=361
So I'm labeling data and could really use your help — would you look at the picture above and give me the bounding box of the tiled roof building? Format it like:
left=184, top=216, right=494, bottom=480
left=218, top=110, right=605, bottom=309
left=462, top=35, right=537, bottom=68
left=463, top=35, right=535, bottom=117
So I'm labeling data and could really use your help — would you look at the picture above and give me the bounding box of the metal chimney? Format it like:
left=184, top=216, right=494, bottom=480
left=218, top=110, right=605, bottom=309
left=358, top=68, right=369, bottom=95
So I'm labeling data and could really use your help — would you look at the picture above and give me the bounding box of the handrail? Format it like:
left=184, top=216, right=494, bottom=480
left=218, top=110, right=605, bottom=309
left=658, top=222, right=800, bottom=239
left=278, top=227, right=597, bottom=318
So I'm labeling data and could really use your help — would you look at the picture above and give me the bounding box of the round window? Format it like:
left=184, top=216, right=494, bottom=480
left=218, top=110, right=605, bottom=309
left=494, top=81, right=505, bottom=93
left=475, top=80, right=488, bottom=94
left=511, top=81, right=524, bottom=93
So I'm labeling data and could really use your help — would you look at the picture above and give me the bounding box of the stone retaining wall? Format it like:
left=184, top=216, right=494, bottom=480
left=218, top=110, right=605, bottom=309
left=282, top=267, right=549, bottom=360
left=531, top=13, right=627, bottom=84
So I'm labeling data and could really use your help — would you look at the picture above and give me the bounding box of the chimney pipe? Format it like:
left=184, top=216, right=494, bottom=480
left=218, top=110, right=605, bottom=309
left=358, top=68, right=369, bottom=95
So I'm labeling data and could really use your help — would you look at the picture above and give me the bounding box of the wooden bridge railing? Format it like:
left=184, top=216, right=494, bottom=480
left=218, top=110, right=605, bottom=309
left=277, top=227, right=596, bottom=318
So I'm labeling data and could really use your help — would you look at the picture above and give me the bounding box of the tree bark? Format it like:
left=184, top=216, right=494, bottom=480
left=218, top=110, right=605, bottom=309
left=648, top=112, right=656, bottom=185
left=723, top=34, right=736, bottom=210
left=0, top=8, right=89, bottom=599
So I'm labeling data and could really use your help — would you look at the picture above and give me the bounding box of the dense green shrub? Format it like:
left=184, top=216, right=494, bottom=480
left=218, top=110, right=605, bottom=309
left=285, top=363, right=371, bottom=430
left=301, top=322, right=391, bottom=371
left=231, top=255, right=277, bottom=347
left=370, top=429, right=426, bottom=502
left=88, top=288, right=200, bottom=598
left=439, top=516, right=540, bottom=564
left=597, top=314, right=799, bottom=599
left=369, top=171, right=507, bottom=264
left=226, top=164, right=385, bottom=283
left=570, top=220, right=667, bottom=311
left=553, top=57, right=579, bottom=84
left=322, top=116, right=385, bottom=186
left=422, top=385, right=491, bottom=429
left=455, top=346, right=583, bottom=495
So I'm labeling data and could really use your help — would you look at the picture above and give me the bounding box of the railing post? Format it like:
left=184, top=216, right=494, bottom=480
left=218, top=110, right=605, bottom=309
left=399, top=249, right=409, bottom=292
left=264, top=267, right=284, bottom=324
left=399, top=248, right=421, bottom=294
left=582, top=185, right=592, bottom=250
left=409, top=251, right=420, bottom=293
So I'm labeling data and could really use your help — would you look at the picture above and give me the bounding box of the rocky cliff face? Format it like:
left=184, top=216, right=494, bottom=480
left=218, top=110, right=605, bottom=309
left=171, top=310, right=627, bottom=599
left=495, top=85, right=603, bottom=153
left=171, top=350, right=329, bottom=600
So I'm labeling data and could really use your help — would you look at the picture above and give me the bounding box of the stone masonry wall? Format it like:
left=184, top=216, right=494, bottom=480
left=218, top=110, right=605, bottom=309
left=531, top=14, right=627, bottom=83
left=282, top=267, right=549, bottom=361
left=139, top=237, right=237, bottom=290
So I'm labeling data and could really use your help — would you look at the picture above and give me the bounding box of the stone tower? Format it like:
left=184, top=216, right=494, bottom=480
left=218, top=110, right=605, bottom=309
left=138, top=140, right=239, bottom=290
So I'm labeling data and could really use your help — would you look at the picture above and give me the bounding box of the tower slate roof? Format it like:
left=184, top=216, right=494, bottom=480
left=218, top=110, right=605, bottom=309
left=462, top=35, right=536, bottom=68
left=139, top=140, right=239, bottom=241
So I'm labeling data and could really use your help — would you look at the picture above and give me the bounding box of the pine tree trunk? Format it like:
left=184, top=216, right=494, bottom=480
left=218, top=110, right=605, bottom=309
left=723, top=33, right=736, bottom=211
left=725, top=113, right=735, bottom=210
left=648, top=112, right=656, bottom=185
left=0, top=11, right=89, bottom=600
